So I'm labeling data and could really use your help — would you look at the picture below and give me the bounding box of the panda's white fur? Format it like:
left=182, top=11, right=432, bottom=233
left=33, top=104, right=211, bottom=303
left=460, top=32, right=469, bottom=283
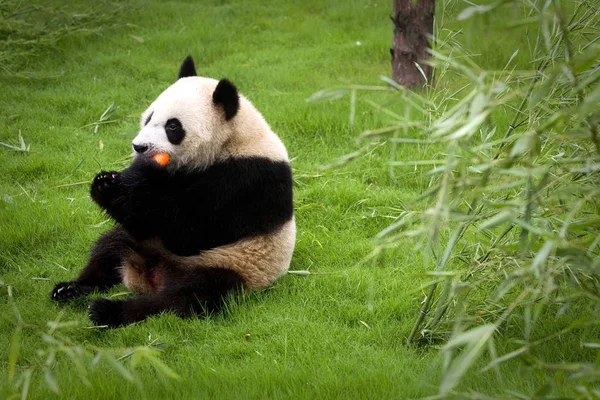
left=188, top=219, right=295, bottom=290
left=134, top=77, right=289, bottom=170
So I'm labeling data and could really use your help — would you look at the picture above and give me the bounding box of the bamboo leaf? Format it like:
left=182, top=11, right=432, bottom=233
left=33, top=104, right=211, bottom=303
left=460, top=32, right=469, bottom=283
left=306, top=89, right=348, bottom=103
left=580, top=83, right=600, bottom=115
left=531, top=241, right=554, bottom=276
left=287, top=270, right=311, bottom=276
left=103, top=352, right=135, bottom=382
left=44, top=370, right=60, bottom=394
left=440, top=324, right=496, bottom=395
left=503, top=49, right=520, bottom=70
left=458, top=3, right=497, bottom=21
left=481, top=346, right=528, bottom=372
left=414, top=62, right=428, bottom=83
left=20, top=369, right=33, bottom=400
left=446, top=111, right=491, bottom=140
left=143, top=352, right=182, bottom=381
left=8, top=326, right=21, bottom=381
left=510, top=134, right=534, bottom=158
left=479, top=211, right=514, bottom=230
left=443, top=324, right=496, bottom=350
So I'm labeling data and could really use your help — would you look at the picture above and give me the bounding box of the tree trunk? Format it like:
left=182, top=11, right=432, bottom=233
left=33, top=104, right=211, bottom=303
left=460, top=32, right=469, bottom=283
left=391, top=0, right=435, bottom=88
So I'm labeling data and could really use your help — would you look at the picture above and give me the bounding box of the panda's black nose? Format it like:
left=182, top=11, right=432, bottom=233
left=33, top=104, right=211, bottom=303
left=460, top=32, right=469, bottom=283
left=133, top=144, right=148, bottom=154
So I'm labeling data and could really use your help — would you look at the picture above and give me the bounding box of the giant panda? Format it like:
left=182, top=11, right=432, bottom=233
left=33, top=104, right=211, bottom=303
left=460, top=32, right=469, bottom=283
left=50, top=56, right=295, bottom=328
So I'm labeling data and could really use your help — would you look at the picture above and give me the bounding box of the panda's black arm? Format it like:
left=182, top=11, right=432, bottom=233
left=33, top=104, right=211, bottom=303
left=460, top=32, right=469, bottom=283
left=91, top=156, right=293, bottom=250
left=91, top=159, right=170, bottom=239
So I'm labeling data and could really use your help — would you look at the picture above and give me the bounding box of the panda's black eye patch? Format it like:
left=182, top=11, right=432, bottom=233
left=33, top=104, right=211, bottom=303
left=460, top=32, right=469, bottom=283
left=165, top=118, right=185, bottom=145
left=144, top=112, right=153, bottom=126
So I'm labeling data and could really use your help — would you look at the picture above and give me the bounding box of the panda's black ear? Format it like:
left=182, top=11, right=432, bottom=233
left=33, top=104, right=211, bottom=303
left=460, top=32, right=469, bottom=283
left=213, top=79, right=239, bottom=121
left=178, top=55, right=197, bottom=79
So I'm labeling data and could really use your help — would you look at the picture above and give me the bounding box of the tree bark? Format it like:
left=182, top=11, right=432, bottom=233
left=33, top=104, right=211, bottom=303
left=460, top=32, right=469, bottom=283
left=391, top=0, right=435, bottom=88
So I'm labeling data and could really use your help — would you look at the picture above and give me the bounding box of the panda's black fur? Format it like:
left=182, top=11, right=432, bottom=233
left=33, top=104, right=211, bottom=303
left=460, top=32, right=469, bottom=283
left=51, top=57, right=295, bottom=327
left=89, top=156, right=293, bottom=256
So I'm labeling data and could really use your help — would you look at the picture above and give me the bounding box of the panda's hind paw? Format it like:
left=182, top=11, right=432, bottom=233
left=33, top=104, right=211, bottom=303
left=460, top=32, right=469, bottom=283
left=51, top=281, right=87, bottom=301
left=89, top=298, right=127, bottom=328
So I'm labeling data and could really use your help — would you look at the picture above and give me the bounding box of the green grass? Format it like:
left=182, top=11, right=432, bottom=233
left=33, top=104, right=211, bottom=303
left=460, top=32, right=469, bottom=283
left=0, top=0, right=593, bottom=398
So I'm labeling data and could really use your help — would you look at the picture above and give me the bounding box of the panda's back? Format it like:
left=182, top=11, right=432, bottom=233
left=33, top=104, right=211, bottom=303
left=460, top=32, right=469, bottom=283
left=160, top=155, right=294, bottom=256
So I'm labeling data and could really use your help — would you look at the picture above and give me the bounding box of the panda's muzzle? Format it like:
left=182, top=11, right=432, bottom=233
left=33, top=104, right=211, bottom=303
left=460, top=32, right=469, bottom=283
left=133, top=143, right=149, bottom=154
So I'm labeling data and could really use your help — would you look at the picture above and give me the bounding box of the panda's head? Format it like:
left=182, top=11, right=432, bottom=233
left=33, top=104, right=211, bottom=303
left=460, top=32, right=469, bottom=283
left=132, top=56, right=241, bottom=170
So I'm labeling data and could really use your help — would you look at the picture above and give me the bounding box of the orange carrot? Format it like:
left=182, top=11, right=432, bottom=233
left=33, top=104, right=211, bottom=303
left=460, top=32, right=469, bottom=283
left=152, top=153, right=170, bottom=167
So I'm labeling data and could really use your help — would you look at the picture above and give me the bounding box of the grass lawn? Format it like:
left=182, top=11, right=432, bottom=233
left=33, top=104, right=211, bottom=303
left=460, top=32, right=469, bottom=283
left=0, top=0, right=591, bottom=398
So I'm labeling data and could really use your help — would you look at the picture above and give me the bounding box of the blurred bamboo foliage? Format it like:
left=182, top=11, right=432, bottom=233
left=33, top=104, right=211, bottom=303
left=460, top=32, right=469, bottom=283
left=314, top=0, right=600, bottom=397
left=398, top=1, right=599, bottom=397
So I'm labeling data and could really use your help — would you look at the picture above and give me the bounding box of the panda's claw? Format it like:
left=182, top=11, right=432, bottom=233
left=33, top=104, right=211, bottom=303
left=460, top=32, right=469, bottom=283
left=51, top=281, right=84, bottom=301
left=93, top=171, right=120, bottom=189
left=91, top=171, right=121, bottom=206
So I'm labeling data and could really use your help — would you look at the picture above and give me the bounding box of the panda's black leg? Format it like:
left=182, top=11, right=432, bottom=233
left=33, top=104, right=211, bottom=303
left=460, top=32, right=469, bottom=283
left=51, top=226, right=135, bottom=301
left=89, top=266, right=244, bottom=327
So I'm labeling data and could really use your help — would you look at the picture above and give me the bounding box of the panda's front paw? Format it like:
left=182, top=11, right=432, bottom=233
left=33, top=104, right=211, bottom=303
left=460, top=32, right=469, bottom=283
left=89, top=298, right=126, bottom=328
left=90, top=171, right=121, bottom=206
left=51, top=281, right=88, bottom=301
